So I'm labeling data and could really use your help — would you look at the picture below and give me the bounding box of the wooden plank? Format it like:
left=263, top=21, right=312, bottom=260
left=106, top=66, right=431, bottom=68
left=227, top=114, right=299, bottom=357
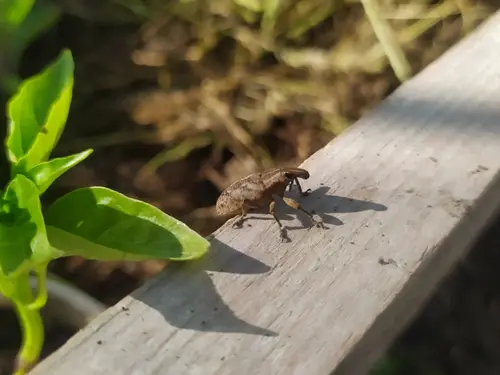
left=32, top=11, right=500, bottom=375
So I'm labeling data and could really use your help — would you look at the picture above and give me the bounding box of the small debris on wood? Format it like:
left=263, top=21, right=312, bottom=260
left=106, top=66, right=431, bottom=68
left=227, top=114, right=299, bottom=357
left=378, top=257, right=398, bottom=266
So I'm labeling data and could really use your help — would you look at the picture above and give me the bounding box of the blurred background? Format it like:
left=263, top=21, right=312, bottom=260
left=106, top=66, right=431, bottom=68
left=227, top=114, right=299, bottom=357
left=1, top=0, right=499, bottom=374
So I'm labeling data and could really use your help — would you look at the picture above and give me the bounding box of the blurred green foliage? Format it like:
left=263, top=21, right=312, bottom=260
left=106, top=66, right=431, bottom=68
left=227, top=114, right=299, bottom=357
left=0, top=0, right=61, bottom=93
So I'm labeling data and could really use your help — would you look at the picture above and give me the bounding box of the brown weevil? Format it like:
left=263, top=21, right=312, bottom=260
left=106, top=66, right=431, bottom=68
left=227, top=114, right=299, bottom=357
left=215, top=167, right=325, bottom=241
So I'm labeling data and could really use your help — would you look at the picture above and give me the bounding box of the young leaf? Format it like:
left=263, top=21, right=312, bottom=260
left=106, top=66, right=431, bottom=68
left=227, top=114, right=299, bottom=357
left=6, top=49, right=74, bottom=170
left=0, top=0, right=35, bottom=30
left=0, top=175, right=51, bottom=276
left=8, top=1, right=61, bottom=72
left=45, top=187, right=210, bottom=261
left=22, top=149, right=93, bottom=194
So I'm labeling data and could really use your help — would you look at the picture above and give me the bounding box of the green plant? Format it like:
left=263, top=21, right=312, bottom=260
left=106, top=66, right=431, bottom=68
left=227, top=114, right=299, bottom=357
left=0, top=0, right=61, bottom=93
left=0, top=48, right=210, bottom=375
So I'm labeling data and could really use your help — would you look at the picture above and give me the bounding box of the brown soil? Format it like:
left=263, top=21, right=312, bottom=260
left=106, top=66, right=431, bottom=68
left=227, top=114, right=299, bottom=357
left=1, top=2, right=500, bottom=374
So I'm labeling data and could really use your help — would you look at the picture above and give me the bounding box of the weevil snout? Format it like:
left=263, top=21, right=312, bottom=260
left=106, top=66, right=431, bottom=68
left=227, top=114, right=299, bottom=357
left=284, top=168, right=312, bottom=197
left=284, top=168, right=310, bottom=180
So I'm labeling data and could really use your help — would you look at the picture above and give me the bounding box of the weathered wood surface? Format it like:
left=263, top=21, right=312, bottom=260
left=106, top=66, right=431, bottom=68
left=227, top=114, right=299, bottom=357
left=32, top=11, right=500, bottom=375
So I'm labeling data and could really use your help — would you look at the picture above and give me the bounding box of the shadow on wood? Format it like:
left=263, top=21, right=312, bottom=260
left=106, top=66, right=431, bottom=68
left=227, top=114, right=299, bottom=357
left=285, top=186, right=388, bottom=231
left=235, top=185, right=388, bottom=233
left=136, top=238, right=277, bottom=337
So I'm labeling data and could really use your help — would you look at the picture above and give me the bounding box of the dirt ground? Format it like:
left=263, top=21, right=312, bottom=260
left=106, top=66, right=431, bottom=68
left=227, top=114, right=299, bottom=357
left=1, top=2, right=500, bottom=374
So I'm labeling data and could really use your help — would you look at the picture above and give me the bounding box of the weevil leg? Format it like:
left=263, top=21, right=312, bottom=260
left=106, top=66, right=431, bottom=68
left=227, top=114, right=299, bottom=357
left=269, top=200, right=283, bottom=228
left=269, top=199, right=288, bottom=242
left=232, top=205, right=248, bottom=228
left=293, top=177, right=312, bottom=196
left=282, top=197, right=325, bottom=228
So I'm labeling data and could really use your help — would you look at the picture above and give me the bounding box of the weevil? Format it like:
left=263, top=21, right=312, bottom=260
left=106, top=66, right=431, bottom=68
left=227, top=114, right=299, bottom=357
left=215, top=167, right=324, bottom=240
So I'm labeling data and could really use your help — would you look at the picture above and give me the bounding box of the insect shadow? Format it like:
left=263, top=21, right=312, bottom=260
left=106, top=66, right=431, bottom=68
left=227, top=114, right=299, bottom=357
left=239, top=185, right=388, bottom=233
left=135, top=237, right=277, bottom=337
left=133, top=187, right=386, bottom=338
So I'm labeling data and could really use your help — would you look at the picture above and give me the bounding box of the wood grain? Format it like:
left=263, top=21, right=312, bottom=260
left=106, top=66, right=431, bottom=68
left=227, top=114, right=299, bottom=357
left=32, top=11, right=500, bottom=375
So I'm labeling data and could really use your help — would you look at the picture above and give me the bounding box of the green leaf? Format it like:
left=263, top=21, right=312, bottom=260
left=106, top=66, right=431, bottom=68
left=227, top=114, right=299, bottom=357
left=6, top=49, right=74, bottom=170
left=0, top=0, right=35, bottom=30
left=0, top=218, right=33, bottom=276
left=8, top=1, right=61, bottom=70
left=23, top=149, right=93, bottom=194
left=0, top=175, right=50, bottom=276
left=45, top=187, right=210, bottom=261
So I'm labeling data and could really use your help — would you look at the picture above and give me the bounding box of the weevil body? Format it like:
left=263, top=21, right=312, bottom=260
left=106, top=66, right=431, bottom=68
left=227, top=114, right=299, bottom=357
left=216, top=167, right=324, bottom=240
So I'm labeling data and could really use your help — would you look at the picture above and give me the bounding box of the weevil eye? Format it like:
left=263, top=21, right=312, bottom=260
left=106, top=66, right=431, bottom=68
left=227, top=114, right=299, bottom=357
left=284, top=172, right=293, bottom=180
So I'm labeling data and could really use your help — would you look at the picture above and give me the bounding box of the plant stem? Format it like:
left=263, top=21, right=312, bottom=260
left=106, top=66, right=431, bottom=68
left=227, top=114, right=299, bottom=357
left=361, top=0, right=412, bottom=82
left=27, top=263, right=49, bottom=310
left=12, top=275, right=44, bottom=375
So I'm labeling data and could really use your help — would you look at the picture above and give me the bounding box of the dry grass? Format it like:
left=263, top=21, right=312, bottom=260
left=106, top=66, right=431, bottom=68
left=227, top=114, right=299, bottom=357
left=60, top=0, right=493, bottom=176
